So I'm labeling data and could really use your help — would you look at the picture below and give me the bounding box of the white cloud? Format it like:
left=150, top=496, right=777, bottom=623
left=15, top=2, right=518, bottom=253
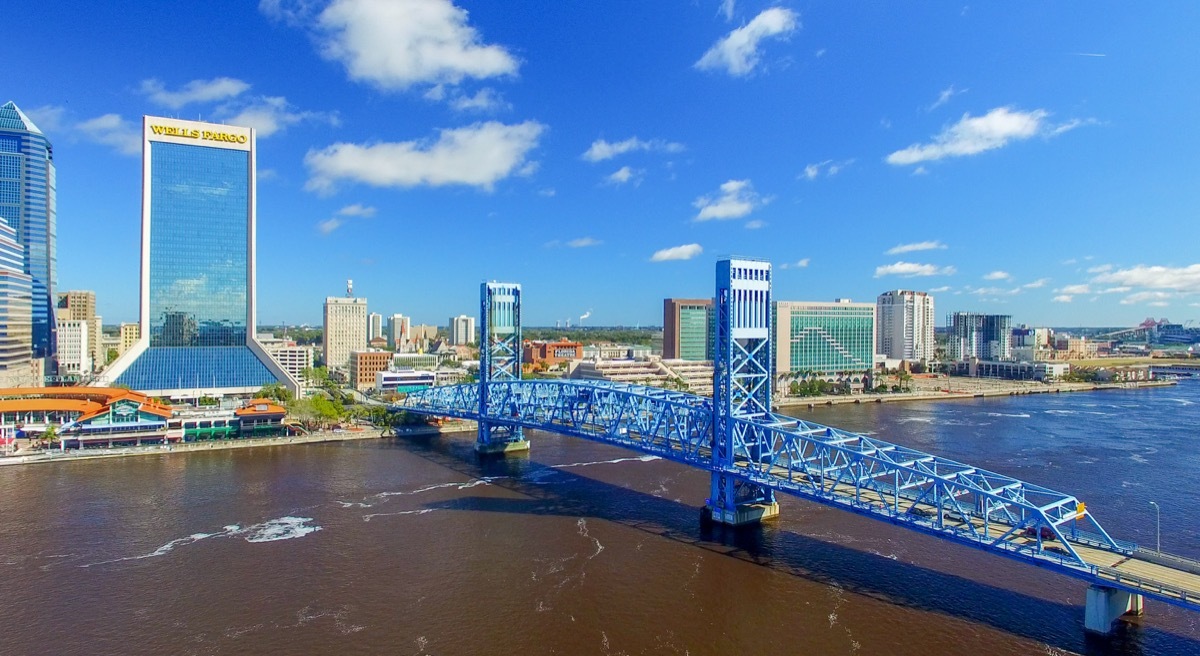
left=537, top=188, right=556, bottom=197
left=1086, top=264, right=1113, bottom=274
left=313, top=0, right=519, bottom=91
left=874, top=262, right=957, bottom=278
left=1053, top=295, right=1073, bottom=303
left=695, top=7, right=799, bottom=77
left=605, top=165, right=642, bottom=186
left=305, top=120, right=544, bottom=194
left=929, top=85, right=967, bottom=111
left=259, top=0, right=320, bottom=26
left=220, top=96, right=335, bottom=137
left=886, top=240, right=947, bottom=255
left=983, top=270, right=1011, bottom=281
left=567, top=237, right=602, bottom=248
left=779, top=258, right=810, bottom=269
left=719, top=0, right=736, bottom=21
left=1099, top=286, right=1131, bottom=294
left=800, top=158, right=853, bottom=180
left=448, top=87, right=509, bottom=112
left=1121, top=291, right=1174, bottom=305
left=75, top=114, right=141, bottom=156
left=338, top=203, right=376, bottom=217
left=1092, top=264, right=1200, bottom=293
left=744, top=219, right=765, bottom=230
left=140, top=77, right=250, bottom=109
left=581, top=136, right=684, bottom=162
left=886, top=107, right=1090, bottom=166
left=693, top=179, right=764, bottom=221
left=929, top=286, right=951, bottom=293
left=1058, top=284, right=1091, bottom=294
left=651, top=243, right=703, bottom=262
left=317, top=217, right=344, bottom=235
left=1022, top=278, right=1049, bottom=289
left=972, top=286, right=1021, bottom=296
left=23, top=105, right=68, bottom=133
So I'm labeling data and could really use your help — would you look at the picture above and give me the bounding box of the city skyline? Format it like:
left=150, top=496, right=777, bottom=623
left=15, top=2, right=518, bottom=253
left=7, top=2, right=1199, bottom=328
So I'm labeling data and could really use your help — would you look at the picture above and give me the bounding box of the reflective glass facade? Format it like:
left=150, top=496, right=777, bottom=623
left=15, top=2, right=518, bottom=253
left=111, top=119, right=288, bottom=394
left=774, top=301, right=875, bottom=376
left=677, top=304, right=713, bottom=361
left=0, top=214, right=33, bottom=386
left=0, top=102, right=56, bottom=361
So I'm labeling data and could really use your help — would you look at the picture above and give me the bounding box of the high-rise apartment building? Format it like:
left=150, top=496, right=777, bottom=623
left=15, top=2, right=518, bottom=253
left=57, top=290, right=103, bottom=372
left=947, top=312, right=1012, bottom=361
left=55, top=318, right=91, bottom=376
left=663, top=298, right=714, bottom=361
left=774, top=300, right=875, bottom=389
left=876, top=290, right=935, bottom=362
left=449, top=314, right=476, bottom=345
left=368, top=312, right=383, bottom=342
left=103, top=117, right=298, bottom=396
left=387, top=313, right=410, bottom=350
left=324, top=296, right=367, bottom=370
left=0, top=101, right=57, bottom=363
left=118, top=322, right=140, bottom=355
left=0, top=215, right=33, bottom=387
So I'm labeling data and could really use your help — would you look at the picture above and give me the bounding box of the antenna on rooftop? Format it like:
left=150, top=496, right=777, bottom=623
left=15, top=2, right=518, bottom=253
left=347, top=279, right=353, bottom=297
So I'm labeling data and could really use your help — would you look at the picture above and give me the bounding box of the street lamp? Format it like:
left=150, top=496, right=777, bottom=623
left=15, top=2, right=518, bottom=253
left=1149, top=501, right=1161, bottom=553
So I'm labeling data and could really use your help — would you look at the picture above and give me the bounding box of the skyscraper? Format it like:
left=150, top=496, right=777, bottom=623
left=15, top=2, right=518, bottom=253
left=387, top=313, right=410, bottom=350
left=876, top=290, right=936, bottom=362
left=663, top=298, right=714, bottom=361
left=773, top=299, right=876, bottom=390
left=0, top=215, right=33, bottom=387
left=103, top=117, right=298, bottom=396
left=57, top=290, right=103, bottom=372
left=324, top=296, right=367, bottom=370
left=368, top=312, right=383, bottom=342
left=0, top=101, right=56, bottom=364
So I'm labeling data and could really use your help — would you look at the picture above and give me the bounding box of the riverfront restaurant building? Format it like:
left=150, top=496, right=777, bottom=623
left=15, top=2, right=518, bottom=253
left=101, top=117, right=298, bottom=399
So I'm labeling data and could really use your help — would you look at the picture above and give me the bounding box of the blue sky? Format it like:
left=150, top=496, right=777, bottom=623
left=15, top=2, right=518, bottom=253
left=8, top=1, right=1199, bottom=328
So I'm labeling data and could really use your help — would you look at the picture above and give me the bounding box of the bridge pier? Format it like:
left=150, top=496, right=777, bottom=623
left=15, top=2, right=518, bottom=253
left=474, top=438, right=530, bottom=456
left=704, top=500, right=780, bottom=527
left=1084, top=585, right=1143, bottom=634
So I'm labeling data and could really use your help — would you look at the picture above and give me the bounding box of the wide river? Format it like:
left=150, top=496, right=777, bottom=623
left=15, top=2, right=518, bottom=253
left=3, top=382, right=1199, bottom=655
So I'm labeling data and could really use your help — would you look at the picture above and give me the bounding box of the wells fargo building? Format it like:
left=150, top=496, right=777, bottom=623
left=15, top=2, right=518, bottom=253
left=102, top=117, right=297, bottom=397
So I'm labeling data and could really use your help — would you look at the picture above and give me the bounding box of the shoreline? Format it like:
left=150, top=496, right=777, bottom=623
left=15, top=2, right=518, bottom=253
left=0, top=424, right=477, bottom=468
left=774, top=379, right=1177, bottom=410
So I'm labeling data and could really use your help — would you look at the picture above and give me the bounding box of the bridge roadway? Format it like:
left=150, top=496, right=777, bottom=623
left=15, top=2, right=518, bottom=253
left=399, top=379, right=1200, bottom=618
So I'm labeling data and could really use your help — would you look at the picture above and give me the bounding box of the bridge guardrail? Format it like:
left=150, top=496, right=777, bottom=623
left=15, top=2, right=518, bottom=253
left=1097, top=566, right=1196, bottom=607
left=1135, top=548, right=1200, bottom=576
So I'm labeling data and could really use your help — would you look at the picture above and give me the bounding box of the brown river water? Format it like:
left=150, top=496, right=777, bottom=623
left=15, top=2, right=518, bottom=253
left=2, top=385, right=1198, bottom=655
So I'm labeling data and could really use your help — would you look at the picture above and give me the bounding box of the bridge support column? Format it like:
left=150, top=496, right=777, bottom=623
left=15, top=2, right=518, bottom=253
left=1084, top=585, right=1143, bottom=634
left=708, top=258, right=779, bottom=528
left=476, top=282, right=528, bottom=457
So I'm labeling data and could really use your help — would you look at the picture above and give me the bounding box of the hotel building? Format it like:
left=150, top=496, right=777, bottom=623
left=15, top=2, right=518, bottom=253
left=773, top=300, right=876, bottom=390
left=103, top=117, right=299, bottom=397
left=947, top=312, right=1013, bottom=361
left=324, top=295, right=367, bottom=370
left=449, top=314, right=476, bottom=345
left=0, top=101, right=56, bottom=364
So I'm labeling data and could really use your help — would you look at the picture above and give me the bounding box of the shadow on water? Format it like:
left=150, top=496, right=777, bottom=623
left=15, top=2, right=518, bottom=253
left=388, top=434, right=1199, bottom=656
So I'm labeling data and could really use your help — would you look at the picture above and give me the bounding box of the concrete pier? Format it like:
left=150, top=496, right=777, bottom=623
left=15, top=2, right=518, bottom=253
left=474, top=439, right=531, bottom=456
left=704, top=501, right=780, bottom=527
left=1084, top=585, right=1143, bottom=634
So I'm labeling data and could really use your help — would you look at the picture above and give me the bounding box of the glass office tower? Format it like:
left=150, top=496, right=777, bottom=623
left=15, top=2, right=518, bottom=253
left=104, top=117, right=297, bottom=397
left=0, top=101, right=56, bottom=364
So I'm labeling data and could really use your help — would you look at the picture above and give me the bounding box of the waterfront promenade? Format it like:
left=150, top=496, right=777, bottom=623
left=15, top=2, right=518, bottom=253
left=776, top=378, right=1175, bottom=409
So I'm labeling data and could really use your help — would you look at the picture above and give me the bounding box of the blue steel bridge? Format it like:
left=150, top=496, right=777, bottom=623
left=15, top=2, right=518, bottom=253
left=397, top=261, right=1200, bottom=635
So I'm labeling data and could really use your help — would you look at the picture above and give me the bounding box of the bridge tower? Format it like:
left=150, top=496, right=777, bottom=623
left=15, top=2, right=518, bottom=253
left=707, top=258, right=780, bottom=526
left=476, top=282, right=530, bottom=455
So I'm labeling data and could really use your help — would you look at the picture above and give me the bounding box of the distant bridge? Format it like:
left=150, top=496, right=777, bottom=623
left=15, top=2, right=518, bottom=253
left=397, top=261, right=1200, bottom=635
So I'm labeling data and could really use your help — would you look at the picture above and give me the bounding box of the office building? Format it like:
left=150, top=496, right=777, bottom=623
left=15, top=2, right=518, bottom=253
left=57, top=290, right=103, bottom=372
left=103, top=117, right=299, bottom=397
left=774, top=300, right=875, bottom=390
left=876, top=290, right=935, bottom=362
left=0, top=215, right=33, bottom=387
left=947, top=312, right=1012, bottom=361
left=0, top=101, right=57, bottom=363
left=55, top=318, right=91, bottom=376
left=524, top=339, right=583, bottom=367
left=449, top=314, right=476, bottom=345
left=349, top=350, right=391, bottom=391
left=368, top=312, right=383, bottom=342
left=387, top=313, right=410, bottom=350
left=324, top=296, right=367, bottom=370
left=663, top=298, right=714, bottom=361
left=266, top=344, right=314, bottom=383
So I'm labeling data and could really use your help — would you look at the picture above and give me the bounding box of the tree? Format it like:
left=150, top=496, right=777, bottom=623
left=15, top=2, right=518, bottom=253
left=105, top=348, right=120, bottom=366
left=256, top=382, right=293, bottom=403
left=43, top=423, right=58, bottom=448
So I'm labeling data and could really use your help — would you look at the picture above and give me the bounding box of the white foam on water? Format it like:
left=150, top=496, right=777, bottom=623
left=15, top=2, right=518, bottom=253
left=1044, top=409, right=1076, bottom=415
left=1129, top=454, right=1149, bottom=465
left=986, top=412, right=1031, bottom=418
left=240, top=516, right=322, bottom=543
left=362, top=508, right=438, bottom=522
left=1166, top=398, right=1195, bottom=406
left=556, top=454, right=660, bottom=469
left=896, top=417, right=934, bottom=424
